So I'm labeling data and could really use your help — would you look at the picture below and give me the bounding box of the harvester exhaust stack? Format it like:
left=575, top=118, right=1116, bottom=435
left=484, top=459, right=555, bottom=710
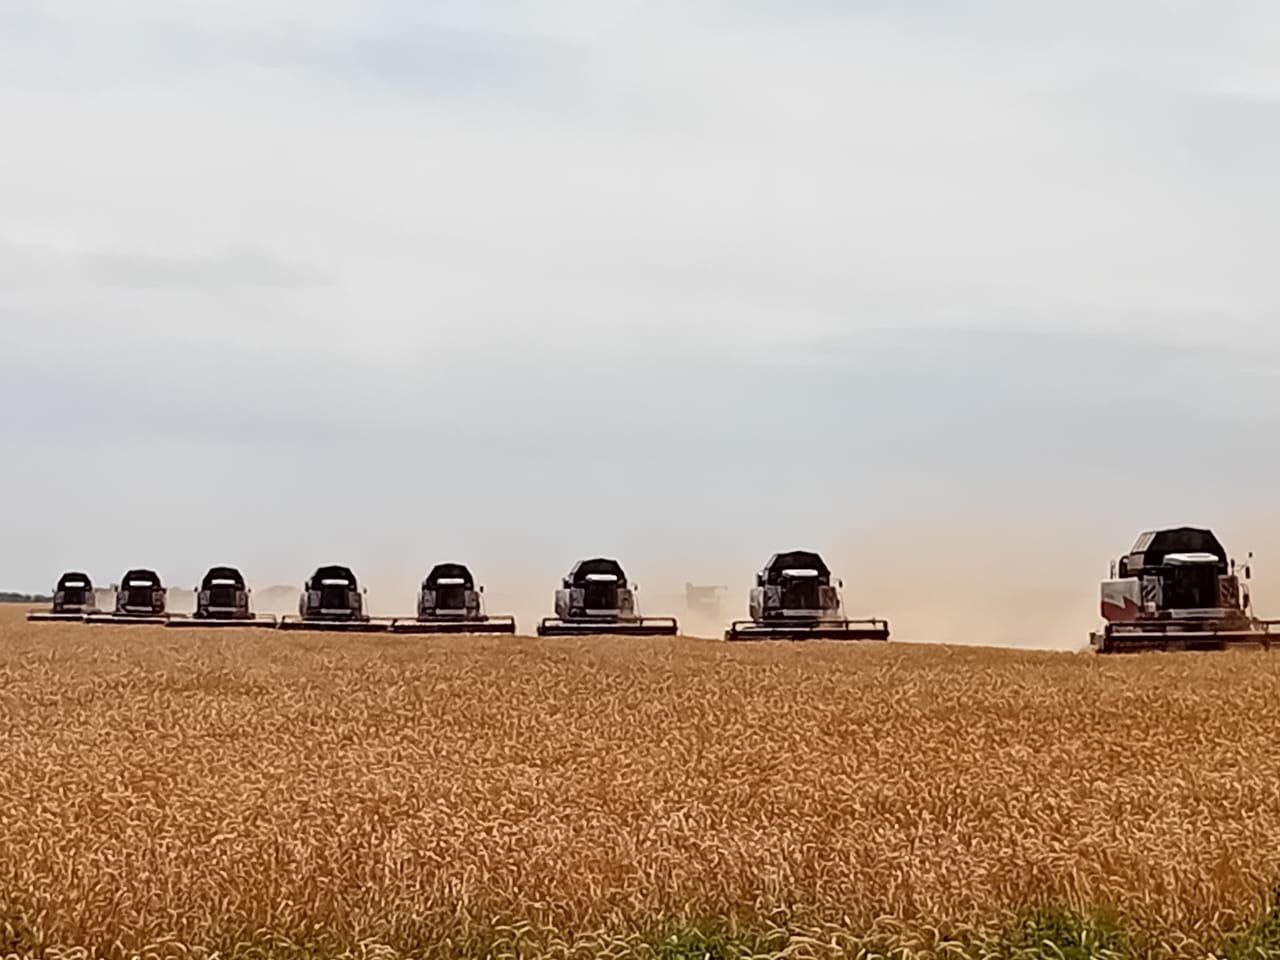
left=536, top=558, right=679, bottom=637
left=725, top=551, right=889, bottom=641
left=1090, top=527, right=1277, bottom=652
left=389, top=563, right=516, bottom=635
left=277, top=565, right=392, bottom=633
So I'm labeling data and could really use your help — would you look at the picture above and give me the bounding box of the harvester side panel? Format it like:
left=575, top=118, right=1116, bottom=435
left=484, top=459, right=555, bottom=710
left=1101, top=579, right=1143, bottom=622
left=818, top=584, right=842, bottom=616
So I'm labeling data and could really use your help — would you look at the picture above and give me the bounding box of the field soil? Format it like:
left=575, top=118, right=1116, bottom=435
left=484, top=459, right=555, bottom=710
left=1, top=606, right=1279, bottom=958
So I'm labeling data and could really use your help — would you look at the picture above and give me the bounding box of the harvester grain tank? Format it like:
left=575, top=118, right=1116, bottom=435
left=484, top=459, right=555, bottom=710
left=389, top=563, right=516, bottom=634
left=725, top=550, right=890, bottom=641
left=86, top=569, right=169, bottom=624
left=166, top=567, right=276, bottom=627
left=277, top=565, right=390, bottom=632
left=1090, top=527, right=1277, bottom=652
left=537, top=558, right=679, bottom=637
left=26, top=571, right=98, bottom=622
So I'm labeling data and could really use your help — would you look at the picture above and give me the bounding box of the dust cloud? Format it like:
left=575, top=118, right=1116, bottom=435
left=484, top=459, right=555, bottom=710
left=50, top=515, right=1280, bottom=649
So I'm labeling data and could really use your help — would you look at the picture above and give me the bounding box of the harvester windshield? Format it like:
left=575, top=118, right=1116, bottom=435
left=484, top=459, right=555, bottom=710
left=562, top=558, right=629, bottom=613
left=1166, top=562, right=1221, bottom=610
left=309, top=566, right=359, bottom=611
left=424, top=563, right=475, bottom=611
left=55, top=572, right=93, bottom=608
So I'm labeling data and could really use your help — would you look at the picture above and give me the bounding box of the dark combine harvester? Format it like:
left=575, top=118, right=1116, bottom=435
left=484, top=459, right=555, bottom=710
left=167, top=566, right=275, bottom=627
left=537, top=558, right=679, bottom=637
left=725, top=551, right=890, bottom=641
left=389, top=563, right=516, bottom=634
left=1091, top=527, right=1278, bottom=652
left=278, top=565, right=390, bottom=633
left=27, top=571, right=98, bottom=622
left=86, top=569, right=169, bottom=624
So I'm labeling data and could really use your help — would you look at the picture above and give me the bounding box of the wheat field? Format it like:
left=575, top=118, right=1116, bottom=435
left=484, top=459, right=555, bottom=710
left=1, top=605, right=1279, bottom=959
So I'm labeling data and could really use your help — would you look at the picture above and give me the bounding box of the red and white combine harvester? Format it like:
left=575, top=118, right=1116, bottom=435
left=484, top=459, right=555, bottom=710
left=1091, top=527, right=1277, bottom=653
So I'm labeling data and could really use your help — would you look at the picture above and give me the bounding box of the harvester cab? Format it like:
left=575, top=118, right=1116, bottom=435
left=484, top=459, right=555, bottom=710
left=389, top=563, right=517, bottom=634
left=537, top=558, right=679, bottom=636
left=278, top=565, right=389, bottom=632
left=167, top=567, right=275, bottom=627
left=1091, top=527, right=1276, bottom=652
left=27, top=571, right=98, bottom=622
left=86, top=569, right=169, bottom=624
left=726, top=551, right=890, bottom=641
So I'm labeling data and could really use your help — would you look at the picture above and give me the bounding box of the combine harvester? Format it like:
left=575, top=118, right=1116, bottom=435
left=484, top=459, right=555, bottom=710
left=685, top=582, right=728, bottom=620
left=26, top=571, right=99, bottom=622
left=86, top=569, right=170, bottom=625
left=167, top=567, right=276, bottom=628
left=1091, top=527, right=1278, bottom=653
left=725, top=550, right=890, bottom=641
left=278, top=565, right=391, bottom=633
left=537, top=558, right=679, bottom=637
left=389, top=563, right=516, bottom=635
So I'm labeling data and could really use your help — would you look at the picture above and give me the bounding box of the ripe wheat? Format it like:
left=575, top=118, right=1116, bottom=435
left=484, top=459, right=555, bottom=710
left=1, top=607, right=1278, bottom=958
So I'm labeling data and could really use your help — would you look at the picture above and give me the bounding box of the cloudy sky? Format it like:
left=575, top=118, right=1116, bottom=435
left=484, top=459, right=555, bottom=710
left=3, top=0, right=1279, bottom=645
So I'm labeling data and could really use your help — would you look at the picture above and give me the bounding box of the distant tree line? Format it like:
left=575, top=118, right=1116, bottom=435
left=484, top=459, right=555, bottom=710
left=0, top=592, right=51, bottom=603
